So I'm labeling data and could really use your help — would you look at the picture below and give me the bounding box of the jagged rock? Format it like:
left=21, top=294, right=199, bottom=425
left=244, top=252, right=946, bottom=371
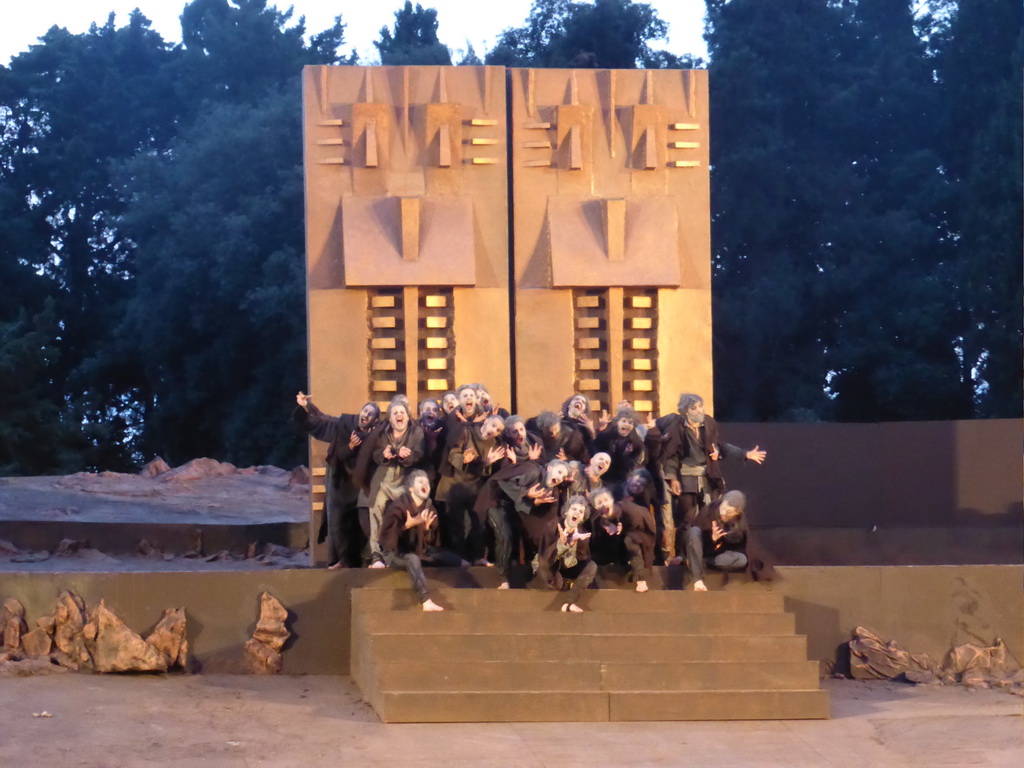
left=0, top=657, right=68, bottom=677
left=243, top=638, right=282, bottom=674
left=252, top=593, right=290, bottom=652
left=83, top=600, right=166, bottom=673
left=849, top=626, right=940, bottom=680
left=945, top=638, right=1022, bottom=688
left=145, top=608, right=188, bottom=669
left=243, top=592, right=290, bottom=674
left=52, top=591, right=92, bottom=670
left=288, top=466, right=311, bottom=486
left=203, top=549, right=238, bottom=562
left=0, top=538, right=21, bottom=555
left=2, top=598, right=28, bottom=651
left=849, top=627, right=1023, bottom=690
left=140, top=457, right=171, bottom=478
left=10, top=551, right=50, bottom=563
left=21, top=628, right=52, bottom=658
left=54, top=538, right=87, bottom=556
left=159, top=458, right=236, bottom=483
left=36, top=616, right=56, bottom=636
left=137, top=539, right=163, bottom=557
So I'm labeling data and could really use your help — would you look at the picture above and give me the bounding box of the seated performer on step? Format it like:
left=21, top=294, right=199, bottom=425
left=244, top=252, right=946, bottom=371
left=587, top=480, right=656, bottom=592
left=379, top=470, right=467, bottom=611
left=648, top=393, right=766, bottom=564
left=475, top=458, right=571, bottom=589
left=684, top=489, right=774, bottom=590
left=293, top=392, right=380, bottom=568
left=534, top=495, right=598, bottom=613
left=353, top=396, right=425, bottom=568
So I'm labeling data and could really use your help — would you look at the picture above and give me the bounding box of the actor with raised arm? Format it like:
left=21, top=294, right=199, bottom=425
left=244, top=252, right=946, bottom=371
left=535, top=495, right=598, bottom=613
left=380, top=471, right=467, bottom=611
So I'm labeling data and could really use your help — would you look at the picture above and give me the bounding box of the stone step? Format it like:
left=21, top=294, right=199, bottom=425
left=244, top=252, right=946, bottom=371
left=356, top=610, right=795, bottom=635
left=363, top=632, right=811, bottom=663
left=610, top=689, right=831, bottom=721
left=374, top=660, right=821, bottom=692
left=374, top=689, right=830, bottom=723
left=352, top=586, right=785, bottom=614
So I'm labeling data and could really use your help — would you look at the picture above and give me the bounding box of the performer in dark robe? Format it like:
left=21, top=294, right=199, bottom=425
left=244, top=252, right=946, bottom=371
left=435, top=414, right=506, bottom=563
left=532, top=410, right=589, bottom=463
left=499, top=415, right=544, bottom=468
left=293, top=392, right=379, bottom=568
left=475, top=458, right=571, bottom=589
left=684, top=490, right=775, bottom=590
left=535, top=495, right=598, bottom=612
left=618, top=472, right=658, bottom=592
left=558, top=394, right=598, bottom=462
left=380, top=470, right=466, bottom=611
left=353, top=396, right=426, bottom=567
left=648, top=393, right=766, bottom=563
left=593, top=408, right=646, bottom=489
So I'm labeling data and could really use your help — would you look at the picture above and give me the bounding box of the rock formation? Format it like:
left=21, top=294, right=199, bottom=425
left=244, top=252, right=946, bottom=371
left=243, top=592, right=291, bottom=674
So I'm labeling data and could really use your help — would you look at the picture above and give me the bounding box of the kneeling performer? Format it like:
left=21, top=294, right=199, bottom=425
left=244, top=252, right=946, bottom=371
left=685, top=489, right=750, bottom=592
left=380, top=470, right=467, bottom=611
left=535, top=495, right=597, bottom=613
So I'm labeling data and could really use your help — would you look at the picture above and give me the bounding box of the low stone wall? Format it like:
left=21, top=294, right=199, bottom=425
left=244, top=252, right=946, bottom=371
left=1, top=565, right=1020, bottom=675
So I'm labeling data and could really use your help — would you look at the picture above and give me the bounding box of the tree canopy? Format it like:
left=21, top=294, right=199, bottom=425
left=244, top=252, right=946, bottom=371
left=0, top=0, right=1019, bottom=475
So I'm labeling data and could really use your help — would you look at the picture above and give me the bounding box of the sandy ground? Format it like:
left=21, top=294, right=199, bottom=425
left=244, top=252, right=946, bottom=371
left=0, top=465, right=308, bottom=526
left=1, top=676, right=1020, bottom=767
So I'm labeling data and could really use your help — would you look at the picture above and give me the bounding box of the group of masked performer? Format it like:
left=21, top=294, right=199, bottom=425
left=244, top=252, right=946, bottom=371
left=294, top=384, right=772, bottom=611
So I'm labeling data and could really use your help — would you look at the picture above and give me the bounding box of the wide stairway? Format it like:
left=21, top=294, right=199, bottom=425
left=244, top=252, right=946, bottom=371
left=351, top=582, right=830, bottom=722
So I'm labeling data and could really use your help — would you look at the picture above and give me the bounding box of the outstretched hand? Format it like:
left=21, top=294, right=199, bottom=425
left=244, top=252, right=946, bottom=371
left=527, top=483, right=557, bottom=505
left=746, top=445, right=766, bottom=464
left=485, top=445, right=505, bottom=466
left=296, top=391, right=311, bottom=409
left=527, top=442, right=543, bottom=461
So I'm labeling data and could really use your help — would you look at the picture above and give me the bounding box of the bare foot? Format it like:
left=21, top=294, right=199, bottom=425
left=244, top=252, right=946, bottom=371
left=497, top=581, right=510, bottom=590
left=693, top=579, right=707, bottom=592
left=327, top=562, right=344, bottom=570
left=422, top=599, right=444, bottom=612
left=635, top=580, right=649, bottom=593
left=460, top=560, right=471, bottom=567
left=368, top=561, right=386, bottom=570
left=669, top=556, right=684, bottom=566
left=473, top=558, right=493, bottom=567
left=561, top=603, right=584, bottom=613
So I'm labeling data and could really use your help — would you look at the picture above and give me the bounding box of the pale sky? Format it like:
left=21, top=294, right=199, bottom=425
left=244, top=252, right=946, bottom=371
left=0, top=0, right=708, bottom=66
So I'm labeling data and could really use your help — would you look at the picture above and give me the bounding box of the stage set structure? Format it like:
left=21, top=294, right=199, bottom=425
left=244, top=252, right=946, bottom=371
left=301, top=65, right=711, bottom=528
left=298, top=64, right=829, bottom=723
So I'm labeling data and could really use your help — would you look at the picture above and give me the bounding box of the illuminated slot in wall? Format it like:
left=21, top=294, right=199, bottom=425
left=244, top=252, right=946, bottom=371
left=622, top=289, right=659, bottom=417
left=572, top=289, right=609, bottom=413
left=419, top=288, right=455, bottom=403
left=368, top=288, right=405, bottom=407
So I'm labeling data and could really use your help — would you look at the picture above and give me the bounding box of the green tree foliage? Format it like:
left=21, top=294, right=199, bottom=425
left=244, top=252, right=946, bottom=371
left=0, top=302, right=87, bottom=475
left=116, top=88, right=306, bottom=466
left=704, top=0, right=999, bottom=421
left=486, top=0, right=673, bottom=68
left=0, top=11, right=182, bottom=469
left=933, top=0, right=1023, bottom=416
left=0, top=2, right=351, bottom=473
left=375, top=2, right=452, bottom=65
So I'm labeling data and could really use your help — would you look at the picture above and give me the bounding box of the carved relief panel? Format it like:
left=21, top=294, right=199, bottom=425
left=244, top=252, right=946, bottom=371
left=510, top=68, right=712, bottom=419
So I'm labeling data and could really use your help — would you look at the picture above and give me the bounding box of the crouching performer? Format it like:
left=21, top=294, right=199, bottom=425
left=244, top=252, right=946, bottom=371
left=380, top=471, right=467, bottom=611
left=535, top=495, right=597, bottom=613
left=684, top=490, right=773, bottom=591
left=475, top=458, right=570, bottom=590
